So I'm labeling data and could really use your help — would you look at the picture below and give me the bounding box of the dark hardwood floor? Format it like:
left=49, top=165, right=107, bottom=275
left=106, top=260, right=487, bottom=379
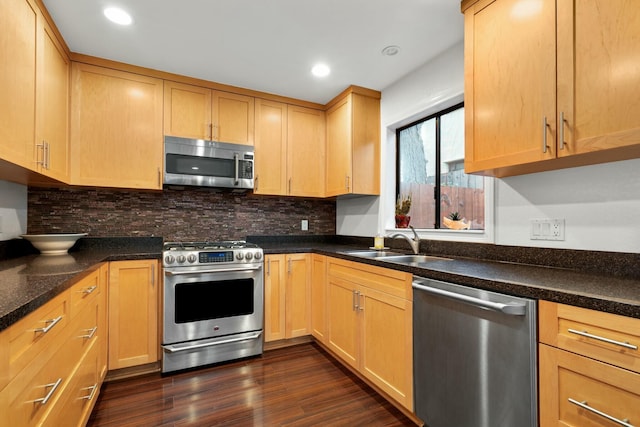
left=87, top=343, right=416, bottom=426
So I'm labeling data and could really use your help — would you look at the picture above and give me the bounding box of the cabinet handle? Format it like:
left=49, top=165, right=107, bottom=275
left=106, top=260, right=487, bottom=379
left=558, top=111, right=566, bottom=151
left=208, top=123, right=213, bottom=140
left=287, top=258, right=292, bottom=274
left=352, top=290, right=358, bottom=311
left=568, top=398, right=634, bottom=427
left=358, top=291, right=364, bottom=311
left=267, top=259, right=270, bottom=276
left=157, top=167, right=161, bottom=187
left=33, top=378, right=63, bottom=405
left=34, top=315, right=63, bottom=334
left=567, top=328, right=638, bottom=350
left=81, top=384, right=99, bottom=401
left=44, top=141, right=50, bottom=169
left=151, top=263, right=155, bottom=287
left=345, top=175, right=350, bottom=192
left=79, top=326, right=98, bottom=340
left=254, top=175, right=259, bottom=192
left=37, top=142, right=46, bottom=167
left=288, top=178, right=292, bottom=194
left=542, top=116, right=550, bottom=153
left=83, top=285, right=97, bottom=295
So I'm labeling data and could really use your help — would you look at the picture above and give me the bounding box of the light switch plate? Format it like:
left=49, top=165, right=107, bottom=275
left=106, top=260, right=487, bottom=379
left=530, top=219, right=565, bottom=241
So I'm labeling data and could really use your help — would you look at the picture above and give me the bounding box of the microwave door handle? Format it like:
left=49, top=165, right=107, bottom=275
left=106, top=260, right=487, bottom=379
left=234, top=152, right=239, bottom=185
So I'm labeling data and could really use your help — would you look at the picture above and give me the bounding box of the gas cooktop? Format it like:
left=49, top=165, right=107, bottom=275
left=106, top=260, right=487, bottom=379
left=163, top=241, right=260, bottom=251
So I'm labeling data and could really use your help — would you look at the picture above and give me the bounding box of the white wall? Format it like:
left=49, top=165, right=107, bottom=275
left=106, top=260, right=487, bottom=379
left=0, top=180, right=28, bottom=240
left=337, top=40, right=640, bottom=253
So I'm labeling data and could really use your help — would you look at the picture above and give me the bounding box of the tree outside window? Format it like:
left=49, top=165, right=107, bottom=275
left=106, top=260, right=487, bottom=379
left=396, top=103, right=484, bottom=230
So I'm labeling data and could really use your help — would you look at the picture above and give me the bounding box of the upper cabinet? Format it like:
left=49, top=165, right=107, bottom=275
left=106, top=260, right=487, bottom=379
left=462, top=0, right=640, bottom=177
left=287, top=106, right=326, bottom=197
left=0, top=0, right=37, bottom=170
left=254, top=98, right=288, bottom=195
left=164, top=81, right=254, bottom=145
left=35, top=18, right=70, bottom=182
left=254, top=100, right=327, bottom=197
left=70, top=63, right=164, bottom=189
left=325, top=87, right=380, bottom=197
left=0, top=0, right=69, bottom=183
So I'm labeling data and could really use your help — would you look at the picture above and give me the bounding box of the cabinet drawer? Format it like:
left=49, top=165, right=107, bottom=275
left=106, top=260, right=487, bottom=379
left=327, top=257, right=412, bottom=299
left=539, top=301, right=640, bottom=373
left=48, top=339, right=100, bottom=427
left=539, top=344, right=640, bottom=427
left=67, top=297, right=101, bottom=363
left=6, top=327, right=76, bottom=426
left=9, top=291, right=70, bottom=381
left=70, top=267, right=102, bottom=319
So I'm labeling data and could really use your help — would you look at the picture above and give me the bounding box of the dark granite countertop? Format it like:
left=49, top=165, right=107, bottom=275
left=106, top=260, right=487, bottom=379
left=0, top=237, right=162, bottom=332
left=253, top=239, right=640, bottom=319
left=2, top=235, right=639, bottom=333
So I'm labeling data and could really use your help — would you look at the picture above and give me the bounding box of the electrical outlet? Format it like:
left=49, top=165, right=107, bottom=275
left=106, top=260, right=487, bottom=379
left=301, top=219, right=309, bottom=231
left=530, top=219, right=565, bottom=241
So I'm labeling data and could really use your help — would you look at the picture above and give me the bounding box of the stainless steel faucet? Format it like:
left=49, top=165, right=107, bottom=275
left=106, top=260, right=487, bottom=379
left=387, top=225, right=421, bottom=254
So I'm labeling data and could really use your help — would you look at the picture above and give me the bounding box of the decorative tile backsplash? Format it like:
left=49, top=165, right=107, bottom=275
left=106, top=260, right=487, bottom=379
left=28, top=187, right=336, bottom=241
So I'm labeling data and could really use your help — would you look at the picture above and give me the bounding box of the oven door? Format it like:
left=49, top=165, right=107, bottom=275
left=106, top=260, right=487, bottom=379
left=163, top=265, right=263, bottom=345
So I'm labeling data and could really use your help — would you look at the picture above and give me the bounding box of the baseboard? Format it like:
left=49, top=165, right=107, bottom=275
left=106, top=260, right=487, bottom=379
left=105, top=361, right=161, bottom=382
left=263, top=335, right=313, bottom=351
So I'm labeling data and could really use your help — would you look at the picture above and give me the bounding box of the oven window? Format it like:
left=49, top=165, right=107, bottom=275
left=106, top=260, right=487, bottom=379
left=175, top=278, right=254, bottom=323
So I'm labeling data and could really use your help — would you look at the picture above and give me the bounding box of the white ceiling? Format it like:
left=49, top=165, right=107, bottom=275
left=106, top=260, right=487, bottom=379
left=43, top=0, right=463, bottom=105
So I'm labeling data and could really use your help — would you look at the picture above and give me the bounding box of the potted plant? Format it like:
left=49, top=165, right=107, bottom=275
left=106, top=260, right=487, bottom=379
left=395, top=194, right=412, bottom=228
left=442, top=211, right=471, bottom=230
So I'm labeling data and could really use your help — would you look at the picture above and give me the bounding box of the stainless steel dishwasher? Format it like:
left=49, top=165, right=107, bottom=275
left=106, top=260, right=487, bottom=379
left=413, top=277, right=537, bottom=427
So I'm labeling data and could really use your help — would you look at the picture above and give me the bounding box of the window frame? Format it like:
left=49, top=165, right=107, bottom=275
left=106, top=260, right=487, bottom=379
left=395, top=101, right=473, bottom=230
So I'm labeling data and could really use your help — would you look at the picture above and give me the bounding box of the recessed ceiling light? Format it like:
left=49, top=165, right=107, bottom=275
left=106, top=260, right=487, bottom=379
left=381, top=45, right=401, bottom=56
left=311, top=63, right=331, bottom=78
left=104, top=7, right=133, bottom=25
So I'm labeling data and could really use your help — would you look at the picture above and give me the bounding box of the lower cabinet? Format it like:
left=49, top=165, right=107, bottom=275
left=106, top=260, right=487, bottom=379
left=0, top=263, right=107, bottom=427
left=539, top=301, right=640, bottom=426
left=264, top=253, right=311, bottom=342
left=108, top=259, right=159, bottom=370
left=326, top=257, right=413, bottom=411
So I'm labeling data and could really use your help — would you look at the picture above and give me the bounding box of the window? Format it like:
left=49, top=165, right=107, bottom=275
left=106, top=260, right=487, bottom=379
left=396, top=103, right=484, bottom=230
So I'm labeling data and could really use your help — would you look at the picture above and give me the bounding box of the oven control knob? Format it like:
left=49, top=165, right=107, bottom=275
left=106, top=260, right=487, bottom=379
left=187, top=254, right=197, bottom=263
left=164, top=254, right=175, bottom=265
left=245, top=252, right=253, bottom=261
left=236, top=252, right=244, bottom=260
left=177, top=255, right=186, bottom=264
left=254, top=252, right=262, bottom=260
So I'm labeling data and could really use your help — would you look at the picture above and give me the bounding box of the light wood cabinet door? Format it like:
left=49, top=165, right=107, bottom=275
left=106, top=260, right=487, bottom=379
left=108, top=260, right=159, bottom=370
left=557, top=0, right=640, bottom=158
left=0, top=0, right=37, bottom=169
left=254, top=98, right=288, bottom=195
left=34, top=19, right=69, bottom=182
left=310, top=254, right=327, bottom=343
left=539, top=344, right=640, bottom=427
left=164, top=81, right=212, bottom=140
left=285, top=254, right=310, bottom=338
left=70, top=63, right=163, bottom=189
left=359, top=285, right=413, bottom=410
left=325, top=90, right=380, bottom=197
left=264, top=254, right=286, bottom=342
left=463, top=0, right=556, bottom=174
left=287, top=105, right=326, bottom=197
left=327, top=276, right=359, bottom=370
left=213, top=91, right=254, bottom=145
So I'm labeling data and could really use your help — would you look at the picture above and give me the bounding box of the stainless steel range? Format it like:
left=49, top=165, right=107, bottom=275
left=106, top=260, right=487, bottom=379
left=161, top=241, right=264, bottom=373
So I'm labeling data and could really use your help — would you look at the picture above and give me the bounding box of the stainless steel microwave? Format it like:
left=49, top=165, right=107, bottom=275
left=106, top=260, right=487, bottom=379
left=163, top=136, right=254, bottom=190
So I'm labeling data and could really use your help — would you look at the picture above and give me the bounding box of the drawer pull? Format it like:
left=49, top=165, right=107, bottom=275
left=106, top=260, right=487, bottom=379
left=33, top=378, right=63, bottom=405
left=83, top=285, right=97, bottom=295
left=81, top=384, right=99, bottom=401
left=568, top=398, right=634, bottom=427
left=568, top=328, right=638, bottom=350
left=79, top=326, right=98, bottom=340
left=34, top=315, right=63, bottom=334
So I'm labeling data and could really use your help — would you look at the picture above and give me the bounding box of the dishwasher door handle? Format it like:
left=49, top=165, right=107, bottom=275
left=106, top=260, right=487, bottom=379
left=412, top=282, right=527, bottom=316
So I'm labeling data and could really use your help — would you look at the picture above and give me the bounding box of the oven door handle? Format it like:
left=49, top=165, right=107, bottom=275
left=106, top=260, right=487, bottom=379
left=165, top=266, right=262, bottom=276
left=162, top=331, right=263, bottom=353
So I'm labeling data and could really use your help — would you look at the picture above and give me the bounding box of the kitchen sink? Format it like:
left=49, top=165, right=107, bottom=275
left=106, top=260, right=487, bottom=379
left=381, top=255, right=453, bottom=265
left=339, top=250, right=404, bottom=258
